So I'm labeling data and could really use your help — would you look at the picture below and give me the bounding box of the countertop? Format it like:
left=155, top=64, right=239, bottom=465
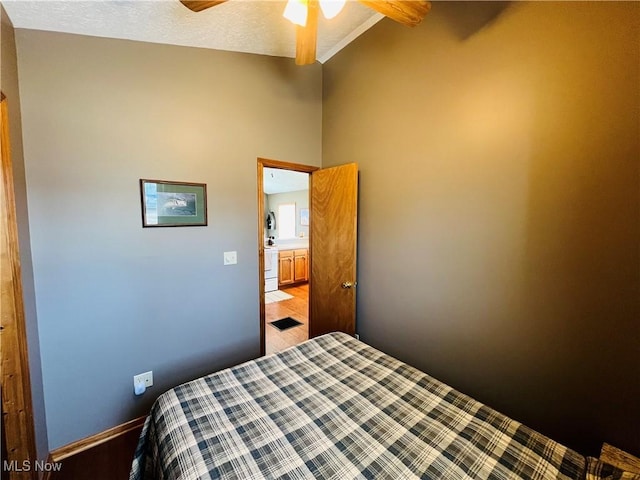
left=265, top=241, right=309, bottom=251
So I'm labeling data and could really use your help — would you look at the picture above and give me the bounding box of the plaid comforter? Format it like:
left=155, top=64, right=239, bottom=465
left=130, top=332, right=585, bottom=480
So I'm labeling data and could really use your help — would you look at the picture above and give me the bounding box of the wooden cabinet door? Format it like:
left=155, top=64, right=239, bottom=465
left=293, top=249, right=308, bottom=282
left=278, top=251, right=294, bottom=286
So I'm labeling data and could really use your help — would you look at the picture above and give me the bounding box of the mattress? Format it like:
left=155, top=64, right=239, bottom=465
left=130, top=332, right=585, bottom=479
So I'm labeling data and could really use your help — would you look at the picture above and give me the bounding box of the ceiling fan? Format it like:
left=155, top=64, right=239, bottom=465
left=179, top=0, right=432, bottom=65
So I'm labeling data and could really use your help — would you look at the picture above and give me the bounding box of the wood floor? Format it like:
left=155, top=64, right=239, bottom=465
left=265, top=283, right=308, bottom=355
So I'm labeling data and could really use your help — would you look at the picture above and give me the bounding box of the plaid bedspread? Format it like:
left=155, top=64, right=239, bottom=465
left=130, top=332, right=585, bottom=480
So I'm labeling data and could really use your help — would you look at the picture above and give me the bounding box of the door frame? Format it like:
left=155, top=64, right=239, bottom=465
left=1, top=92, right=38, bottom=479
left=257, top=158, right=318, bottom=356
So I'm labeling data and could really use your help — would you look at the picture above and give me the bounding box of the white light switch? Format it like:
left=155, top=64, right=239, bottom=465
left=223, top=251, right=237, bottom=265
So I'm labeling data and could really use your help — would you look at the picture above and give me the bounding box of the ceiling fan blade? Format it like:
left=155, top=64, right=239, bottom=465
left=295, top=0, right=319, bottom=65
left=358, top=0, right=431, bottom=27
left=180, top=0, right=228, bottom=12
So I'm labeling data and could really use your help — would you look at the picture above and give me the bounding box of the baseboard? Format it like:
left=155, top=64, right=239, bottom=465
left=42, top=416, right=146, bottom=480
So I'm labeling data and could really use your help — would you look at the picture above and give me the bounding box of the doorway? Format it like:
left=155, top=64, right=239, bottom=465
left=258, top=159, right=360, bottom=356
left=257, top=158, right=318, bottom=356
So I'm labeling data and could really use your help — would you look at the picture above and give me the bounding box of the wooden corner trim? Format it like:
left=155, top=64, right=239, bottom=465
left=49, top=416, right=146, bottom=463
left=2, top=93, right=38, bottom=480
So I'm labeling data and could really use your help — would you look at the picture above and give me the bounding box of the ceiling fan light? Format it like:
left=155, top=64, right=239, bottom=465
left=319, top=0, right=346, bottom=19
left=283, top=0, right=308, bottom=27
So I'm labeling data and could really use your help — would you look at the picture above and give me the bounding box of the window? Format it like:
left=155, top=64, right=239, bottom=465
left=278, top=203, right=296, bottom=239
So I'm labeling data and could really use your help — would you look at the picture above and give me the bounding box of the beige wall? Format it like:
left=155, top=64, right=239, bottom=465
left=323, top=1, right=639, bottom=456
left=1, top=5, right=48, bottom=461
left=15, top=30, right=322, bottom=448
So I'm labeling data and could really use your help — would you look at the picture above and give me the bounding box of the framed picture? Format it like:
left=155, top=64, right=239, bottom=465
left=140, top=179, right=207, bottom=227
left=300, top=208, right=309, bottom=226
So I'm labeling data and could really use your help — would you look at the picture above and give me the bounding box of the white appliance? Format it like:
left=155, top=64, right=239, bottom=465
left=264, top=247, right=279, bottom=293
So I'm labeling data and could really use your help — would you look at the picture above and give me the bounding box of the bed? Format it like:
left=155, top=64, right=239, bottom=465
left=131, top=332, right=592, bottom=480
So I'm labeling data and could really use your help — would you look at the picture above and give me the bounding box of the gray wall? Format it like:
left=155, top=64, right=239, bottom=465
left=15, top=30, right=322, bottom=449
left=1, top=6, right=48, bottom=461
left=323, top=1, right=639, bottom=456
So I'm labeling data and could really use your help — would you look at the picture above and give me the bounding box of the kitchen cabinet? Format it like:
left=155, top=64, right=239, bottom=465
left=278, top=250, right=294, bottom=286
left=293, top=249, right=308, bottom=283
left=278, top=248, right=308, bottom=287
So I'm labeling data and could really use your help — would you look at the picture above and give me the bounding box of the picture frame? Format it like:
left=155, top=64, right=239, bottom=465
left=300, top=208, right=309, bottom=226
left=140, top=179, right=207, bottom=227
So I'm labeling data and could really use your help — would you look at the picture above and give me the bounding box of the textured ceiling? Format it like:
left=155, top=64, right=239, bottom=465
left=2, top=0, right=384, bottom=63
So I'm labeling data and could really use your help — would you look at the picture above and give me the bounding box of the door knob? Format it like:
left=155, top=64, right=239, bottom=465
left=341, top=281, right=353, bottom=289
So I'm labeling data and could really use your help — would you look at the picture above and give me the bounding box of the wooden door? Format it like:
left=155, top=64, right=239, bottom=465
left=309, top=163, right=358, bottom=337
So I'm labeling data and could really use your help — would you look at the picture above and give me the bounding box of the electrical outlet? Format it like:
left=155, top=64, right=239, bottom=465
left=223, top=251, right=237, bottom=265
left=133, top=371, right=153, bottom=388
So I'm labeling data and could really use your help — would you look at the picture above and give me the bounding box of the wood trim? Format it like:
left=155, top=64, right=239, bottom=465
left=257, top=158, right=319, bottom=174
left=257, top=158, right=318, bottom=356
left=48, top=416, right=146, bottom=463
left=257, top=161, right=266, bottom=357
left=1, top=95, right=38, bottom=480
left=600, top=443, right=640, bottom=474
